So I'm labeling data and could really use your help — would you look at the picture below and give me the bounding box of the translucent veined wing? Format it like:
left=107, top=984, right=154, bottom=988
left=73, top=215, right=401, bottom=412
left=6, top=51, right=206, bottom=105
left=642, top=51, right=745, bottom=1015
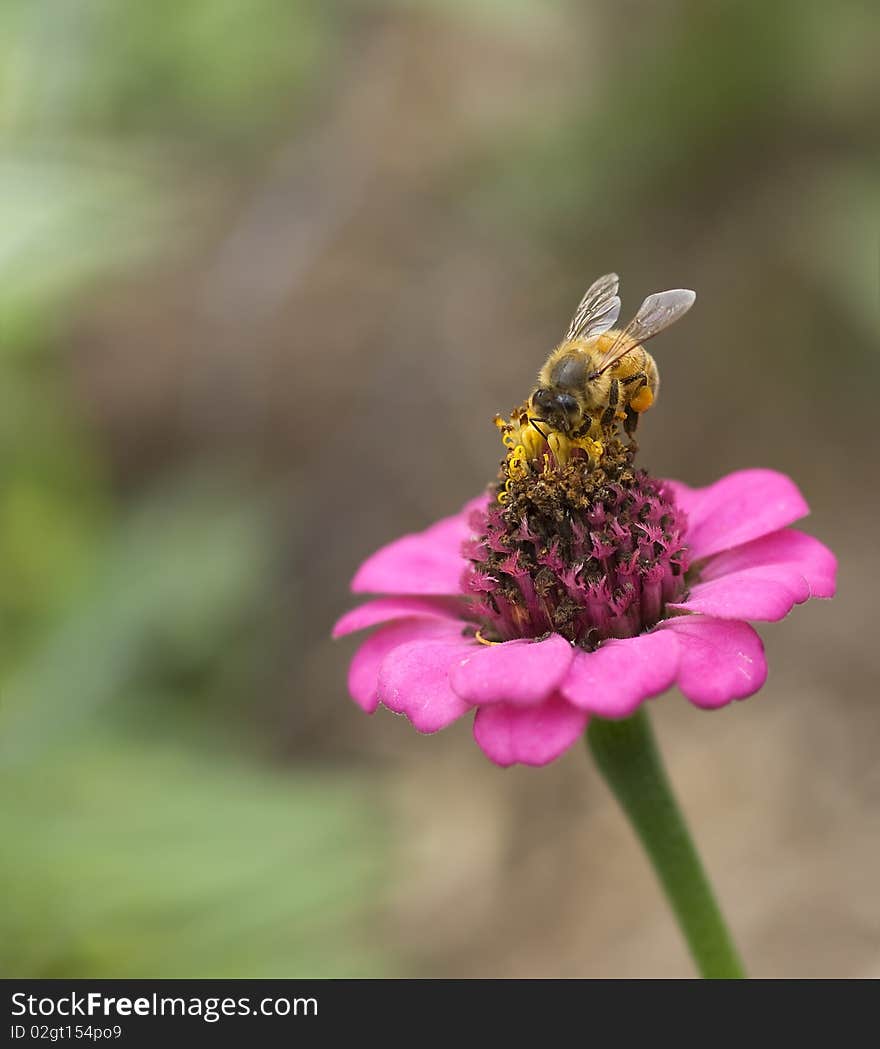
left=565, top=273, right=621, bottom=341
left=592, top=288, right=695, bottom=375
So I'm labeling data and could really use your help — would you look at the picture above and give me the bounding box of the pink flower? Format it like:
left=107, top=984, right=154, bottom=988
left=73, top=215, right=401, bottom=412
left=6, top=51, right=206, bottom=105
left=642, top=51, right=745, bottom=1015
left=334, top=469, right=836, bottom=767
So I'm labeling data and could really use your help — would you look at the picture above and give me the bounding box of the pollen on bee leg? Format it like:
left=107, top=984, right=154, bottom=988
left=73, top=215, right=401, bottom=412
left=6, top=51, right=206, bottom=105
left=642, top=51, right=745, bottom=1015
left=630, top=386, right=654, bottom=413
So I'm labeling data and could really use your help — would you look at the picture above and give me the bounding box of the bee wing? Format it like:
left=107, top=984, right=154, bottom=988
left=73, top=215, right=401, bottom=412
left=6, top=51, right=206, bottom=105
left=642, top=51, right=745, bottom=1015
left=565, top=272, right=621, bottom=341
left=592, top=288, right=696, bottom=374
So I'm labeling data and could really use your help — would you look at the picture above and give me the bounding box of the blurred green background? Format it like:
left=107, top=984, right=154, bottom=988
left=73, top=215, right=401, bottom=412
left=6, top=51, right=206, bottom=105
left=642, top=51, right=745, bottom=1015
left=1, top=0, right=877, bottom=977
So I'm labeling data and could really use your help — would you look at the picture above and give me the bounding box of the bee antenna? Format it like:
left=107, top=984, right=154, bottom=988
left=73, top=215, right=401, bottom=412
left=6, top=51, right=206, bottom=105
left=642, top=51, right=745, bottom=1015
left=529, top=418, right=549, bottom=440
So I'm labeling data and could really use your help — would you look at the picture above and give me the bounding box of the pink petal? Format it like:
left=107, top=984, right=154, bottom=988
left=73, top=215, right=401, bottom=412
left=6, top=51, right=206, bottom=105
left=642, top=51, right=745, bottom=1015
left=346, top=618, right=462, bottom=714
left=670, top=572, right=805, bottom=621
left=449, top=634, right=575, bottom=708
left=561, top=630, right=680, bottom=718
left=377, top=637, right=475, bottom=733
left=424, top=493, right=491, bottom=545
left=669, top=527, right=837, bottom=621
left=473, top=694, right=588, bottom=767
left=351, top=493, right=489, bottom=596
left=664, top=469, right=809, bottom=560
left=332, top=595, right=464, bottom=638
left=701, top=528, right=837, bottom=597
left=351, top=534, right=464, bottom=597
left=658, top=616, right=767, bottom=709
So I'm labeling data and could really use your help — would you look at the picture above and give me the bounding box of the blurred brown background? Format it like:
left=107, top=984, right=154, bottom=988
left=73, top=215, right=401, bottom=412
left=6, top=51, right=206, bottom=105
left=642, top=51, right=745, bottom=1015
left=1, top=0, right=878, bottom=978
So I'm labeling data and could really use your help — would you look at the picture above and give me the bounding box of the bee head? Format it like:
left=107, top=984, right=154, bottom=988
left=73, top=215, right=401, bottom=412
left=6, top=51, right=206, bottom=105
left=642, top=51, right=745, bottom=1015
left=530, top=387, right=580, bottom=432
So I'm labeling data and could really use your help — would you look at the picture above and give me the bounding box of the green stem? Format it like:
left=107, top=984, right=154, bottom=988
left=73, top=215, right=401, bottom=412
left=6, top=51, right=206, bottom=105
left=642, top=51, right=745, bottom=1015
left=586, top=707, right=746, bottom=979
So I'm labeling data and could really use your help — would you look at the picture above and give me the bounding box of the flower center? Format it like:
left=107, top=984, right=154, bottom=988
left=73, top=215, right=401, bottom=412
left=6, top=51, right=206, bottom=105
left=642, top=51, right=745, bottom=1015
left=462, top=408, right=688, bottom=648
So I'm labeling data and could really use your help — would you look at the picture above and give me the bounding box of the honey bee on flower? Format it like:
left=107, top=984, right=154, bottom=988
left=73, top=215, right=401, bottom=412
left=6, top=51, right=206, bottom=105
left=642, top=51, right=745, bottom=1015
left=335, top=268, right=837, bottom=978
left=336, top=271, right=835, bottom=770
left=533, top=272, right=695, bottom=438
left=496, top=274, right=695, bottom=474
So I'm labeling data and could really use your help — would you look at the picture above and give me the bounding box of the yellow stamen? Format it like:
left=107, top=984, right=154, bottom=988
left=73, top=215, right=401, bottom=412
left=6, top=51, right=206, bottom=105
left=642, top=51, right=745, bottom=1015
left=548, top=431, right=572, bottom=465
left=507, top=444, right=529, bottom=480
left=475, top=627, right=500, bottom=646
left=521, top=424, right=547, bottom=463
left=574, top=435, right=604, bottom=464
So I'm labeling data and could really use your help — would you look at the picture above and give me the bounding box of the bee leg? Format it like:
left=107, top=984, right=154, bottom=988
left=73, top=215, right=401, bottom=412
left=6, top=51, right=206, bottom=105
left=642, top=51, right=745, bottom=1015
left=624, top=406, right=640, bottom=436
left=600, top=380, right=620, bottom=428
left=621, top=371, right=654, bottom=414
left=578, top=413, right=593, bottom=437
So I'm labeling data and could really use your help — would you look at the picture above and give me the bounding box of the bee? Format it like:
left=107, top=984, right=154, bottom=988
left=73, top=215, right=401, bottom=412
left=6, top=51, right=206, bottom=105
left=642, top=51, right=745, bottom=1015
left=530, top=273, right=695, bottom=438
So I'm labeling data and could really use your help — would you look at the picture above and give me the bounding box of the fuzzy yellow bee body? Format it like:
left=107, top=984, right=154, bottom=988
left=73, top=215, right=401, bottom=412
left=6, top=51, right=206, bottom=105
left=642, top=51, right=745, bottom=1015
left=530, top=274, right=693, bottom=439
left=537, top=332, right=659, bottom=438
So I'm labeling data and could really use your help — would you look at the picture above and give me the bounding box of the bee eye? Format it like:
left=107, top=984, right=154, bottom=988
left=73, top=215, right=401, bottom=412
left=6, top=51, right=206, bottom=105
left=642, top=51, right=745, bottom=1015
left=558, top=393, right=578, bottom=413
left=532, top=389, right=553, bottom=410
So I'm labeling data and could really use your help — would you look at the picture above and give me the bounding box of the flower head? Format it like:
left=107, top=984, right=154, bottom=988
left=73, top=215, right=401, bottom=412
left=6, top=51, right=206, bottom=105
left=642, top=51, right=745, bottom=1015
left=335, top=399, right=836, bottom=767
